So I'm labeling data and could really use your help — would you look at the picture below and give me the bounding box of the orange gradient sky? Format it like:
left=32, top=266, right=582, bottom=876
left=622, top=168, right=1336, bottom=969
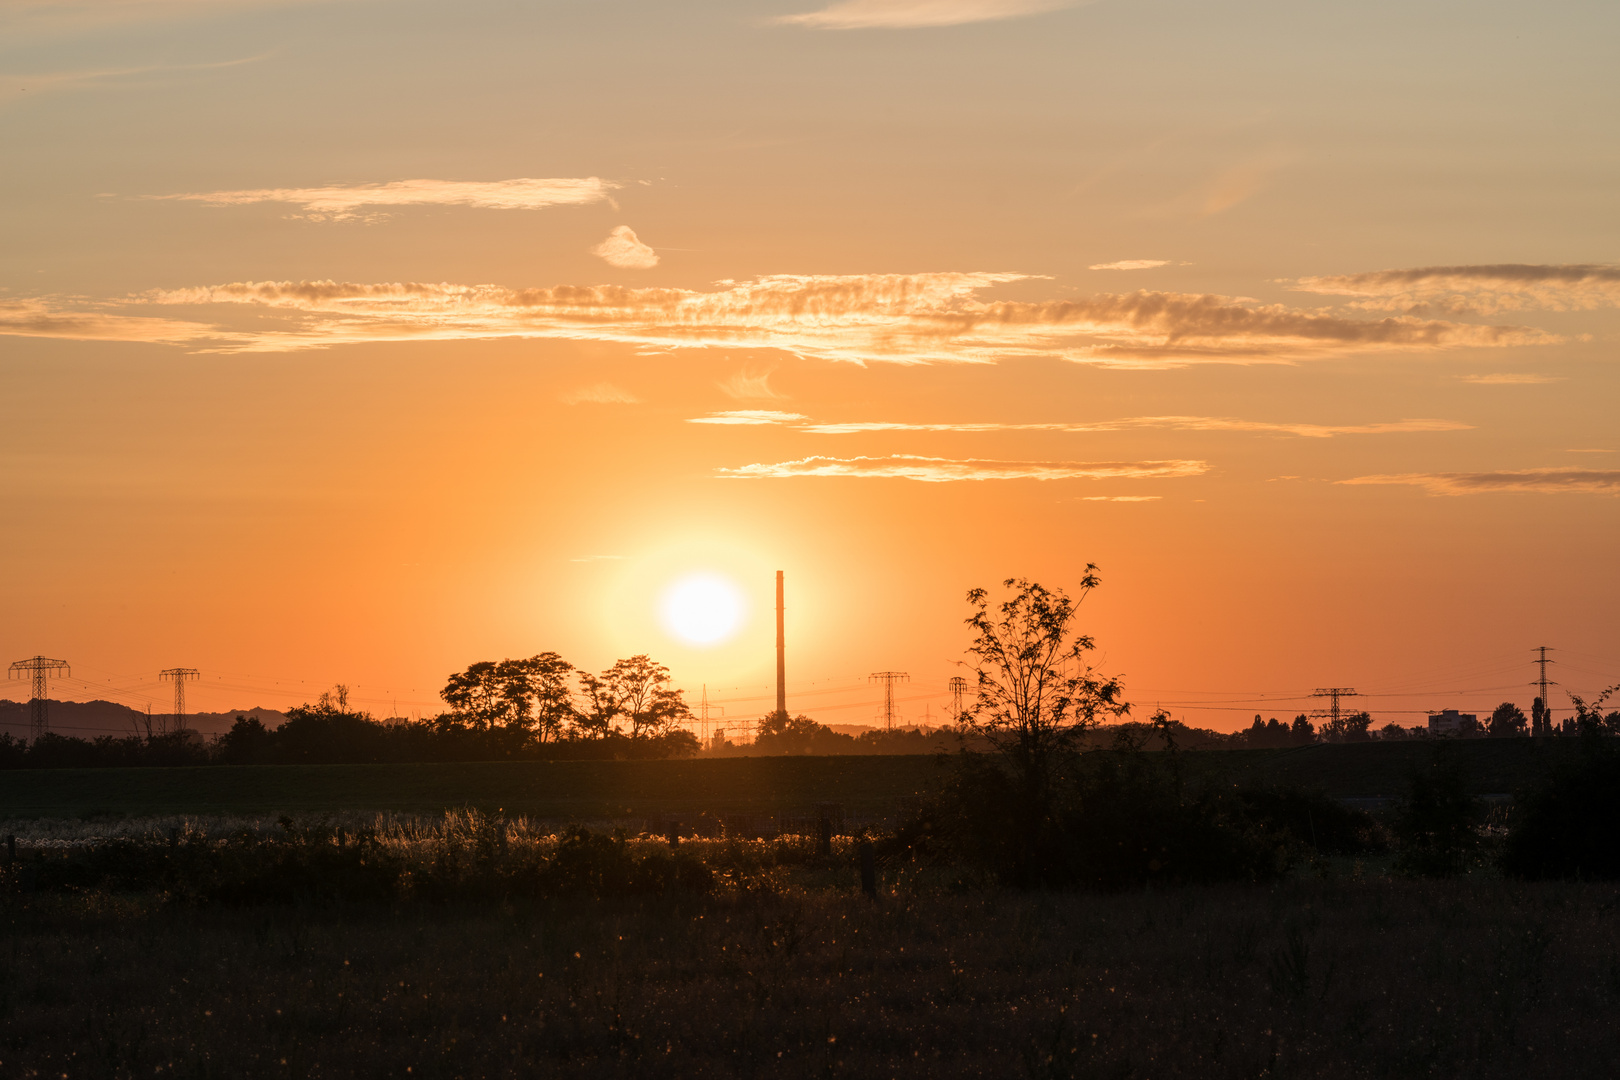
left=2, top=0, right=1617, bottom=734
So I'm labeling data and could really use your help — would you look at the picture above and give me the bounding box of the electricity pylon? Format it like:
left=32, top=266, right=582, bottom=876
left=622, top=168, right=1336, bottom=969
left=8, top=656, right=69, bottom=739
left=1530, top=646, right=1557, bottom=736
left=869, top=671, right=909, bottom=731
left=696, top=684, right=724, bottom=745
left=948, top=676, right=970, bottom=725
left=159, top=668, right=200, bottom=732
left=1310, top=687, right=1358, bottom=730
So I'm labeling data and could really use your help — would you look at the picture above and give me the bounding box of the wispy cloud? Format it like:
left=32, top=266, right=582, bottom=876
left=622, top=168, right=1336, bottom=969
left=1459, top=373, right=1563, bottom=385
left=1089, top=260, right=1170, bottom=271
left=793, top=416, right=1473, bottom=438
left=591, top=225, right=659, bottom=270
left=560, top=382, right=640, bottom=405
left=777, top=0, right=1077, bottom=30
left=688, top=410, right=809, bottom=425
left=1081, top=495, right=1162, bottom=502
left=569, top=554, right=626, bottom=563
left=0, top=298, right=218, bottom=344
left=1292, top=264, right=1620, bottom=316
left=1341, top=468, right=1620, bottom=496
left=685, top=410, right=1469, bottom=438
left=717, top=455, right=1207, bottom=482
left=150, top=177, right=618, bottom=222
left=718, top=367, right=787, bottom=400
left=112, top=272, right=1552, bottom=366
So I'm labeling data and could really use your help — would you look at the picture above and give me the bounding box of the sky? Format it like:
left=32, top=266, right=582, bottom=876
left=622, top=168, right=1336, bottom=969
left=1, top=0, right=1617, bottom=736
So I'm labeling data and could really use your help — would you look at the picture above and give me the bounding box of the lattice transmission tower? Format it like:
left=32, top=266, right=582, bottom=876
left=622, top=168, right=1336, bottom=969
left=8, top=656, right=70, bottom=740
left=869, top=671, right=909, bottom=731
left=1530, top=646, right=1558, bottom=736
left=696, top=684, right=724, bottom=746
left=948, top=676, right=970, bottom=725
left=159, top=668, right=200, bottom=732
left=1310, top=687, right=1358, bottom=730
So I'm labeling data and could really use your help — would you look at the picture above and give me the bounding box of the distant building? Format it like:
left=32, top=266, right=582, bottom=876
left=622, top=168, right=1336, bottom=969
left=1427, top=709, right=1478, bottom=736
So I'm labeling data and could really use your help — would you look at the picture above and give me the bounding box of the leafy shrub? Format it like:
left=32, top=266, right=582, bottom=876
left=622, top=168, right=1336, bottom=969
left=1391, top=748, right=1480, bottom=876
left=1500, top=744, right=1620, bottom=880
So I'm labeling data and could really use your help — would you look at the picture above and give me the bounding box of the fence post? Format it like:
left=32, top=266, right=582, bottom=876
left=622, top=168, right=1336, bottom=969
left=169, top=827, right=179, bottom=854
left=337, top=826, right=346, bottom=852
left=5, top=834, right=13, bottom=864
left=817, top=818, right=832, bottom=858
left=667, top=821, right=680, bottom=848
left=858, top=840, right=877, bottom=899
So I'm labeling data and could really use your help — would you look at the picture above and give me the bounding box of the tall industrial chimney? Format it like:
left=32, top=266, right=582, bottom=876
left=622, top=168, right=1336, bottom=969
left=775, top=570, right=786, bottom=718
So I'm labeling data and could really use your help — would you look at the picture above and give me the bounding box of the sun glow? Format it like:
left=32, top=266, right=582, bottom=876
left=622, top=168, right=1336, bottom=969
left=659, top=573, right=747, bottom=647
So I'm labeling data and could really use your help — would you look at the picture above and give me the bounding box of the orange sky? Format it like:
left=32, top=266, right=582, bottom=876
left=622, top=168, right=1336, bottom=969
left=2, top=0, right=1617, bottom=735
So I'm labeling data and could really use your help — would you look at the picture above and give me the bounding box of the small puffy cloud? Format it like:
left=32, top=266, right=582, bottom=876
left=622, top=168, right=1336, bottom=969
left=717, top=455, right=1207, bottom=482
left=560, top=382, right=640, bottom=405
left=778, top=0, right=1076, bottom=29
left=688, top=410, right=808, bottom=425
left=1291, top=264, right=1620, bottom=316
left=1340, top=468, right=1620, bottom=496
left=1459, top=373, right=1562, bottom=385
left=590, top=226, right=659, bottom=270
left=153, top=177, right=617, bottom=222
left=718, top=367, right=787, bottom=400
left=1089, top=260, right=1170, bottom=271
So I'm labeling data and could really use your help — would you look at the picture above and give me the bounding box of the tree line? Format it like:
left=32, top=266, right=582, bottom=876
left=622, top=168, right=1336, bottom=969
left=0, top=653, right=702, bottom=768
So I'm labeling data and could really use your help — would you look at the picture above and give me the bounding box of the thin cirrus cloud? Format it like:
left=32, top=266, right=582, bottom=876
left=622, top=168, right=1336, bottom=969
left=0, top=298, right=217, bottom=345
left=1340, top=468, right=1620, bottom=496
left=151, top=177, right=618, bottom=221
left=777, top=0, right=1078, bottom=30
left=560, top=382, right=640, bottom=405
left=1459, top=373, right=1562, bottom=385
left=104, top=272, right=1555, bottom=366
left=718, top=368, right=787, bottom=400
left=717, top=455, right=1207, bottom=482
left=685, top=410, right=1471, bottom=438
left=1292, top=264, right=1620, bottom=316
left=689, top=410, right=809, bottom=425
left=590, top=226, right=659, bottom=270
left=1089, top=260, right=1170, bottom=271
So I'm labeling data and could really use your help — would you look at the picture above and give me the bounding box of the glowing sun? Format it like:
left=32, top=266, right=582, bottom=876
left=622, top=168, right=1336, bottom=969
left=660, top=572, right=746, bottom=646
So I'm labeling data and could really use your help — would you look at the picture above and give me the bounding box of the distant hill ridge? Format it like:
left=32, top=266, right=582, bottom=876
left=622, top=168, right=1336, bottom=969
left=0, top=699, right=287, bottom=740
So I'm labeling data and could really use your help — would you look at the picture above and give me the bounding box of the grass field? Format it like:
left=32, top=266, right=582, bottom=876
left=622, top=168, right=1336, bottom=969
left=0, top=740, right=1581, bottom=821
left=3, top=875, right=1616, bottom=1079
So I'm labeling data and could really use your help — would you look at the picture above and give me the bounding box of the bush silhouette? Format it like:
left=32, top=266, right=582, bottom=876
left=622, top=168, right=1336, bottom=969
left=1500, top=744, right=1620, bottom=880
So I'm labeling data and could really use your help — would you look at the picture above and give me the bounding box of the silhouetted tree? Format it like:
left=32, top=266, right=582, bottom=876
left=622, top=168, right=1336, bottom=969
left=441, top=662, right=519, bottom=731
left=963, top=571, right=1127, bottom=804
left=755, top=713, right=856, bottom=754
left=1321, top=711, right=1373, bottom=743
left=1290, top=714, right=1316, bottom=744
left=498, top=653, right=576, bottom=743
left=1488, top=701, right=1528, bottom=738
left=576, top=656, right=691, bottom=739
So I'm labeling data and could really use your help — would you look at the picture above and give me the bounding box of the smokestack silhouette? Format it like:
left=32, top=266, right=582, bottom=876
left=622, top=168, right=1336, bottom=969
left=775, top=570, right=786, bottom=718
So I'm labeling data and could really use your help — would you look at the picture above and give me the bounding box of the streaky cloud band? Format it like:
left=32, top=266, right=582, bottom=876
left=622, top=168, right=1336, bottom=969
left=717, top=455, right=1207, bottom=482
left=1291, top=263, right=1620, bottom=316
left=1340, top=468, right=1620, bottom=496
left=120, top=272, right=1552, bottom=366
left=150, top=177, right=619, bottom=221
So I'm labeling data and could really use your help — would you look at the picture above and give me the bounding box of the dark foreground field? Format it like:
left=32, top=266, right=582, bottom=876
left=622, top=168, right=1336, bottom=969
left=3, top=877, right=1617, bottom=1079
left=0, top=740, right=1580, bottom=820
